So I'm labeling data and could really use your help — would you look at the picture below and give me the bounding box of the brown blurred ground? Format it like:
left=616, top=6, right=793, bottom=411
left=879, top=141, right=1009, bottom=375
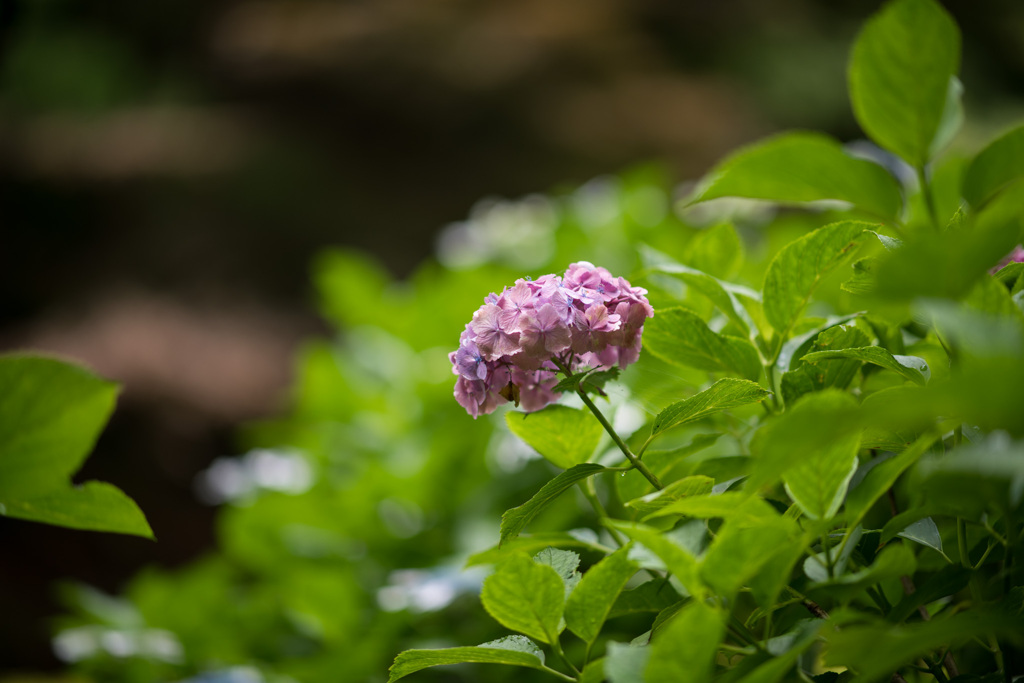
left=0, top=0, right=1022, bottom=673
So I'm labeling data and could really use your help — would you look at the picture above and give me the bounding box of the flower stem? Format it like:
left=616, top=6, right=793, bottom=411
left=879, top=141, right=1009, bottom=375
left=553, top=358, right=663, bottom=490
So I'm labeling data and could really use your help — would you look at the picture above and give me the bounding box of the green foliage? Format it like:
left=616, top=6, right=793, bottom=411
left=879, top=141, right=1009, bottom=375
left=0, top=355, right=152, bottom=538
left=49, top=1, right=1024, bottom=681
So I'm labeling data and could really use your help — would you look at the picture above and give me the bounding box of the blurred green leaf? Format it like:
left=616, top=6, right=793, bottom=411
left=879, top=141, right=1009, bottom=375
left=763, top=221, right=870, bottom=337
left=651, top=378, right=771, bottom=439
left=802, top=346, right=930, bottom=385
left=809, top=543, right=916, bottom=603
left=0, top=355, right=152, bottom=538
left=688, top=132, right=903, bottom=219
left=700, top=515, right=802, bottom=601
left=607, top=580, right=682, bottom=620
left=625, top=475, right=714, bottom=516
left=645, top=600, right=726, bottom=683
left=644, top=308, right=763, bottom=380
left=848, top=0, right=960, bottom=166
left=844, top=432, right=938, bottom=528
left=605, top=520, right=704, bottom=598
left=642, top=260, right=759, bottom=339
left=684, top=223, right=745, bottom=279
left=963, top=124, right=1024, bottom=208
left=481, top=553, right=566, bottom=644
left=501, top=464, right=607, bottom=545
left=506, top=405, right=604, bottom=469
left=565, top=545, right=638, bottom=644
left=605, top=642, right=648, bottom=683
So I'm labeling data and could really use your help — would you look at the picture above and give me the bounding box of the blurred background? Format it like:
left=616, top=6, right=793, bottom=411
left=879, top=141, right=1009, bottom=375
left=1, top=0, right=1022, bottom=679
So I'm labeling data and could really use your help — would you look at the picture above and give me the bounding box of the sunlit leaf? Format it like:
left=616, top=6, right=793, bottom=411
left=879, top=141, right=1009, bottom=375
left=783, top=431, right=861, bottom=521
left=481, top=553, right=565, bottom=644
left=848, top=0, right=960, bottom=166
left=388, top=637, right=548, bottom=682
left=644, top=600, right=726, bottom=683
left=763, top=222, right=871, bottom=337
left=963, top=124, right=1024, bottom=208
left=506, top=405, right=604, bottom=469
left=643, top=308, right=763, bottom=380
left=802, top=346, right=930, bottom=385
left=687, top=132, right=903, bottom=219
left=651, top=378, right=771, bottom=439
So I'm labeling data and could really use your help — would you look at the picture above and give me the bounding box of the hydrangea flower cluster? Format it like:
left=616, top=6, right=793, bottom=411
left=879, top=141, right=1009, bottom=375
left=449, top=262, right=654, bottom=417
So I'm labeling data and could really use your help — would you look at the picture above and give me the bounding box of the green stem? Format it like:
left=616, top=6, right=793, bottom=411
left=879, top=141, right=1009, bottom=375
left=548, top=637, right=580, bottom=678
left=917, top=165, right=941, bottom=232
left=580, top=478, right=628, bottom=548
left=553, top=358, right=663, bottom=490
left=822, top=533, right=836, bottom=580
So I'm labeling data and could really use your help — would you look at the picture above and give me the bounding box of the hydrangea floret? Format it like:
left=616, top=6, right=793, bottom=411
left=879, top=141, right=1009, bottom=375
left=449, top=262, right=653, bottom=417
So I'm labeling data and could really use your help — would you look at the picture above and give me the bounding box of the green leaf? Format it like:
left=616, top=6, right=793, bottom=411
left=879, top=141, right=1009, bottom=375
left=684, top=222, right=745, bottom=279
left=963, top=124, right=1024, bottom=208
left=1, top=481, right=153, bottom=538
left=625, top=476, right=714, bottom=516
left=481, top=553, right=566, bottom=644
left=783, top=431, right=861, bottom=521
left=0, top=355, right=152, bottom=539
left=700, top=515, right=802, bottom=601
left=645, top=492, right=778, bottom=526
left=747, top=390, right=862, bottom=495
left=505, top=405, right=604, bottom=469
left=824, top=611, right=1019, bottom=682
left=844, top=433, right=938, bottom=528
left=809, top=543, right=916, bottom=603
left=565, top=545, right=639, bottom=644
left=687, top=132, right=903, bottom=219
left=388, top=638, right=549, bottom=682
left=781, top=324, right=871, bottom=405
left=643, top=308, right=763, bottom=380
left=894, top=516, right=943, bottom=555
left=644, top=600, right=726, bottom=683
left=608, top=580, right=683, bottom=620
left=467, top=531, right=611, bottom=567
left=605, top=642, right=648, bottom=683
left=500, top=464, right=608, bottom=545
left=913, top=435, right=1024, bottom=515
left=651, top=378, right=771, bottom=439
left=644, top=263, right=759, bottom=339
left=534, top=547, right=582, bottom=597
left=551, top=367, right=621, bottom=396
left=605, top=521, right=704, bottom=598
left=801, top=346, right=930, bottom=385
left=763, top=222, right=870, bottom=337
left=848, top=0, right=960, bottom=166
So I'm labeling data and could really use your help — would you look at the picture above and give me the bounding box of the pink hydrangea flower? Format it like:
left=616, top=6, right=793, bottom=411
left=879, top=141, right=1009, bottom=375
left=449, top=262, right=653, bottom=417
left=991, top=245, right=1024, bottom=274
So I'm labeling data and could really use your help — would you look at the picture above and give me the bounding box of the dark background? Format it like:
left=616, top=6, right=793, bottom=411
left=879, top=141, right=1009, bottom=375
left=1, top=0, right=1022, bottom=675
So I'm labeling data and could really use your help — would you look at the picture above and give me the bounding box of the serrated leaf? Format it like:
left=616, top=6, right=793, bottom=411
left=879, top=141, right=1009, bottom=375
left=505, top=405, right=604, bottom=469
left=500, top=464, right=607, bottom=545
left=781, top=324, right=871, bottom=405
left=802, top=346, right=930, bottom=385
left=763, top=221, right=871, bottom=337
left=565, top=545, right=639, bottom=644
left=534, top=547, right=581, bottom=596
left=651, top=378, right=771, bottom=439
left=895, top=517, right=943, bottom=555
left=644, top=492, right=777, bottom=526
left=0, top=355, right=152, bottom=539
left=644, top=600, right=726, bottom=683
left=963, top=124, right=1024, bottom=208
left=625, top=476, right=714, bottom=516
left=783, top=431, right=861, bottom=521
left=388, top=642, right=547, bottom=682
left=481, top=553, right=565, bottom=644
left=688, top=132, right=903, bottom=219
left=643, top=308, right=763, bottom=380
left=848, top=0, right=960, bottom=166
